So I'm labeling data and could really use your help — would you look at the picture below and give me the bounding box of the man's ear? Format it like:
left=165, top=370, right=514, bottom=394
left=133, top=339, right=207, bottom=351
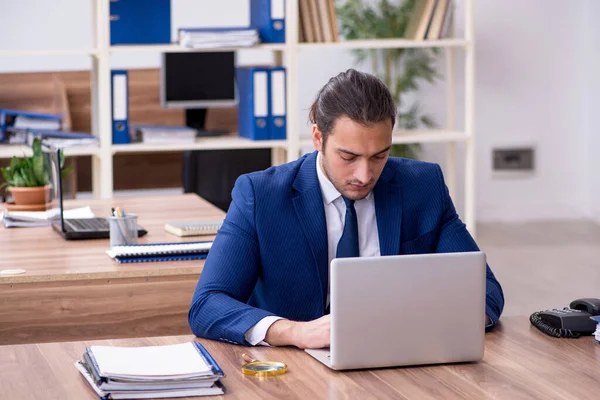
left=312, top=124, right=323, bottom=152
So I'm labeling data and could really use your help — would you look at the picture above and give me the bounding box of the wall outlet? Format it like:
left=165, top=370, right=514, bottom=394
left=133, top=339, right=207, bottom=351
left=492, top=147, right=535, bottom=172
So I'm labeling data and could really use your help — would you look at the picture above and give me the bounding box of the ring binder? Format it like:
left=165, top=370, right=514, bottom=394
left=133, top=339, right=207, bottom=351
left=106, top=241, right=213, bottom=263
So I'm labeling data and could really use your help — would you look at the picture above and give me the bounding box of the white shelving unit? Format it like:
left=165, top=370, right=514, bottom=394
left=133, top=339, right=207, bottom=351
left=0, top=0, right=476, bottom=234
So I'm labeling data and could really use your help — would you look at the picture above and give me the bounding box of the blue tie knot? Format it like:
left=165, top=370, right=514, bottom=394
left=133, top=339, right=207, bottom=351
left=342, top=196, right=355, bottom=208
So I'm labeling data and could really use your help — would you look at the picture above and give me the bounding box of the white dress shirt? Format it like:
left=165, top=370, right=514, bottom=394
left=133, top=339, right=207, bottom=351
left=244, top=152, right=381, bottom=346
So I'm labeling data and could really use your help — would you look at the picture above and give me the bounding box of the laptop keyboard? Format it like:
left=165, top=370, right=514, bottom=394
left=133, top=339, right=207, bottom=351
left=65, top=218, right=109, bottom=231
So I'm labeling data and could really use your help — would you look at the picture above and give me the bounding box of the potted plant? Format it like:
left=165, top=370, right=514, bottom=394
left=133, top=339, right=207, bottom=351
left=0, top=138, right=71, bottom=209
left=337, top=0, right=442, bottom=159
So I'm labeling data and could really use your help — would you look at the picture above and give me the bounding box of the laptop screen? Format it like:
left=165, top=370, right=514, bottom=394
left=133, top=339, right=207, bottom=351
left=42, top=144, right=66, bottom=232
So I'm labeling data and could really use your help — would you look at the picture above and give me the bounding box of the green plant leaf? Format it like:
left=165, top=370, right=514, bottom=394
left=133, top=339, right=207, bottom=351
left=9, top=156, right=20, bottom=170
left=22, top=159, right=36, bottom=187
left=12, top=170, right=26, bottom=187
left=31, top=137, right=42, bottom=156
left=1, top=165, right=13, bottom=183
left=33, top=152, right=45, bottom=186
left=61, top=165, right=73, bottom=180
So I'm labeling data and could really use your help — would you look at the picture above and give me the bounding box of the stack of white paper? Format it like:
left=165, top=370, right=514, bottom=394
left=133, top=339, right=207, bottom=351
left=75, top=342, right=225, bottom=399
left=179, top=28, right=260, bottom=48
left=132, top=125, right=197, bottom=145
left=592, top=316, right=600, bottom=343
left=13, top=116, right=61, bottom=130
left=2, top=206, right=95, bottom=228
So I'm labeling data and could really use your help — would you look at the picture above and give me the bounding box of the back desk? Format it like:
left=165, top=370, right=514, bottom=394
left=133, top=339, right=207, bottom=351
left=0, top=194, right=224, bottom=345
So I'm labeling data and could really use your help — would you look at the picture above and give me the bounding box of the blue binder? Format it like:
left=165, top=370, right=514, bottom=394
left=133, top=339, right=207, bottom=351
left=236, top=67, right=270, bottom=141
left=0, top=109, right=62, bottom=143
left=111, top=70, right=130, bottom=144
left=110, top=0, right=171, bottom=45
left=250, top=0, right=285, bottom=43
left=268, top=67, right=286, bottom=140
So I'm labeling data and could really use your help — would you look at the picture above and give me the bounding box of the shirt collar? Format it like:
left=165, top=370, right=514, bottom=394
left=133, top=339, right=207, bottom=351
left=316, top=151, right=373, bottom=205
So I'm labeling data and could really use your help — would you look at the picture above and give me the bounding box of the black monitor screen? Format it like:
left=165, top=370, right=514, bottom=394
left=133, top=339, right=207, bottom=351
left=162, top=52, right=235, bottom=106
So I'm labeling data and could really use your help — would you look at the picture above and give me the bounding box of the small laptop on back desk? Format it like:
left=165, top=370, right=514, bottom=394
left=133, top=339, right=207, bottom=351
left=305, top=251, right=487, bottom=370
left=44, top=145, right=147, bottom=240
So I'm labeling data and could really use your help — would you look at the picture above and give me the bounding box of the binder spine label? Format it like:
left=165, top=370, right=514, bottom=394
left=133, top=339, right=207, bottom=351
left=271, top=0, right=285, bottom=19
left=253, top=71, right=268, bottom=119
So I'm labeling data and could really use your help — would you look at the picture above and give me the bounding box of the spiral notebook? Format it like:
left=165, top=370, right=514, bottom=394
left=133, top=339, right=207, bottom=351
left=106, top=241, right=212, bottom=264
left=164, top=220, right=223, bottom=237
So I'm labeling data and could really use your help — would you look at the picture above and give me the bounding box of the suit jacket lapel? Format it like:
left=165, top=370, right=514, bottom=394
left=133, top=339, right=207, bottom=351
left=374, top=163, right=402, bottom=256
left=292, top=151, right=328, bottom=310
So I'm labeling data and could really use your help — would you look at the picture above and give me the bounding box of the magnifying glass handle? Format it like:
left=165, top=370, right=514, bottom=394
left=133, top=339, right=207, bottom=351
left=242, top=353, right=257, bottom=364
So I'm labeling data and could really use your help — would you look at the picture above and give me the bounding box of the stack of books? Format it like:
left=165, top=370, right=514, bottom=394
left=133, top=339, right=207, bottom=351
left=298, top=0, right=339, bottom=43
left=75, top=342, right=225, bottom=399
left=404, top=0, right=454, bottom=40
left=178, top=28, right=260, bottom=49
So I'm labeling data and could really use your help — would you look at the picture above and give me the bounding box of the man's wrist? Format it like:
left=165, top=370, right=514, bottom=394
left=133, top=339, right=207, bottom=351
left=265, top=319, right=297, bottom=346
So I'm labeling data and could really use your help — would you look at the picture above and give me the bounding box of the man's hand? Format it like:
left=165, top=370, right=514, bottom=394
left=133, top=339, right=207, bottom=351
left=264, top=315, right=330, bottom=349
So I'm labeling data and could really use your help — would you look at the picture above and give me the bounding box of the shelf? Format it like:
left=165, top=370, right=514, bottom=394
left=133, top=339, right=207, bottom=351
left=0, top=39, right=466, bottom=57
left=109, top=43, right=287, bottom=53
left=391, top=129, right=468, bottom=144
left=111, top=135, right=288, bottom=154
left=0, top=145, right=100, bottom=159
left=299, top=38, right=469, bottom=50
left=0, top=49, right=97, bottom=57
left=299, top=130, right=468, bottom=148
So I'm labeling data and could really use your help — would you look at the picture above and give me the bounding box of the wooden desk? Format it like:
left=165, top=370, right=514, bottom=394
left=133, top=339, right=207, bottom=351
left=0, top=194, right=224, bottom=345
left=1, top=316, right=598, bottom=400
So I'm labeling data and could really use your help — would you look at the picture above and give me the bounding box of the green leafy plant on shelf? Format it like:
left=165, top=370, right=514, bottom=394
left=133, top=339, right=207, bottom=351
left=337, top=0, right=441, bottom=159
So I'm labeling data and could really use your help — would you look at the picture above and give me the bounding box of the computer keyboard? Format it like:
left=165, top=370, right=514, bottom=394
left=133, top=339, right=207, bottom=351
left=66, top=218, right=109, bottom=231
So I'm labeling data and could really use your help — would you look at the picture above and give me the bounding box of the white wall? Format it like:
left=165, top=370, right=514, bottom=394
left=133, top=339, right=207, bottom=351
left=0, top=0, right=596, bottom=223
left=467, top=0, right=589, bottom=222
left=587, top=1, right=600, bottom=222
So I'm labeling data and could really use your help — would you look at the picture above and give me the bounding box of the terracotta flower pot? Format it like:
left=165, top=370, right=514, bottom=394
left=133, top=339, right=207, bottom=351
left=9, top=185, right=51, bottom=206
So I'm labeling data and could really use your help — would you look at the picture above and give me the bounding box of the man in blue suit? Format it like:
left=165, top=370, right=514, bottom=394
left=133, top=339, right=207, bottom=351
left=189, top=69, right=504, bottom=349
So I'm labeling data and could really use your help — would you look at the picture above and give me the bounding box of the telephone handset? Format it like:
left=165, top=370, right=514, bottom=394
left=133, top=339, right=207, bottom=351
left=529, top=298, right=600, bottom=338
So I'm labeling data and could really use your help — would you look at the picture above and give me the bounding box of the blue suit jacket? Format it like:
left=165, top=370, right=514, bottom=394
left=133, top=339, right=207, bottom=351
left=188, top=151, right=504, bottom=345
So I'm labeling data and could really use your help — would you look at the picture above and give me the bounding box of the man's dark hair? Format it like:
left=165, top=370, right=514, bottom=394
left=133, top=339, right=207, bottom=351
left=309, top=69, right=396, bottom=146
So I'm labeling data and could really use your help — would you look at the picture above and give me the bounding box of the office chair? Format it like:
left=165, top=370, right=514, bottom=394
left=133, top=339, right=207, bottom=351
left=182, top=149, right=272, bottom=212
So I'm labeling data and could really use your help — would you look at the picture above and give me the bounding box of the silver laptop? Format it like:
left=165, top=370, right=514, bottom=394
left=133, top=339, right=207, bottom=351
left=305, top=251, right=487, bottom=370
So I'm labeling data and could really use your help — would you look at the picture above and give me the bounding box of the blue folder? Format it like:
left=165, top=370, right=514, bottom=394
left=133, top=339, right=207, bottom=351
left=236, top=66, right=270, bottom=141
left=110, top=0, right=171, bottom=45
left=268, top=67, right=287, bottom=140
left=250, top=0, right=285, bottom=43
left=0, top=109, right=62, bottom=143
left=111, top=70, right=130, bottom=144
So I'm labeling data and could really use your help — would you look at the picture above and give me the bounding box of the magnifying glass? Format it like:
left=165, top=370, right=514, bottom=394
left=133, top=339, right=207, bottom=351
left=241, top=353, right=288, bottom=377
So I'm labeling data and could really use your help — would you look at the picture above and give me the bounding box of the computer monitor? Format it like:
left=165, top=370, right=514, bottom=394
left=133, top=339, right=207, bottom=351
left=160, top=51, right=237, bottom=109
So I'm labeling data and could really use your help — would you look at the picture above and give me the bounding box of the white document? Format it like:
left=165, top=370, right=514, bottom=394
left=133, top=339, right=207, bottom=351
left=3, top=206, right=95, bottom=223
left=89, top=342, right=212, bottom=379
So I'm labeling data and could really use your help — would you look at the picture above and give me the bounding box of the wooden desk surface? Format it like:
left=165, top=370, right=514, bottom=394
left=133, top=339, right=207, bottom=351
left=0, top=194, right=225, bottom=283
left=1, top=316, right=598, bottom=400
left=0, top=194, right=225, bottom=345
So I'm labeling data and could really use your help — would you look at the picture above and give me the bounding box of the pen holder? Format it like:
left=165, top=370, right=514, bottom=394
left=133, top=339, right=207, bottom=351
left=109, top=214, right=138, bottom=248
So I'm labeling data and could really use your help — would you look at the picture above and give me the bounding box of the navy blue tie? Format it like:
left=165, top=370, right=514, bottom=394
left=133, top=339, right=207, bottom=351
left=336, top=196, right=359, bottom=258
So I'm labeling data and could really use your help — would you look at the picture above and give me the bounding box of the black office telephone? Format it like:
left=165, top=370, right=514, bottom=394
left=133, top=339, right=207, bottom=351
left=529, top=298, right=600, bottom=338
